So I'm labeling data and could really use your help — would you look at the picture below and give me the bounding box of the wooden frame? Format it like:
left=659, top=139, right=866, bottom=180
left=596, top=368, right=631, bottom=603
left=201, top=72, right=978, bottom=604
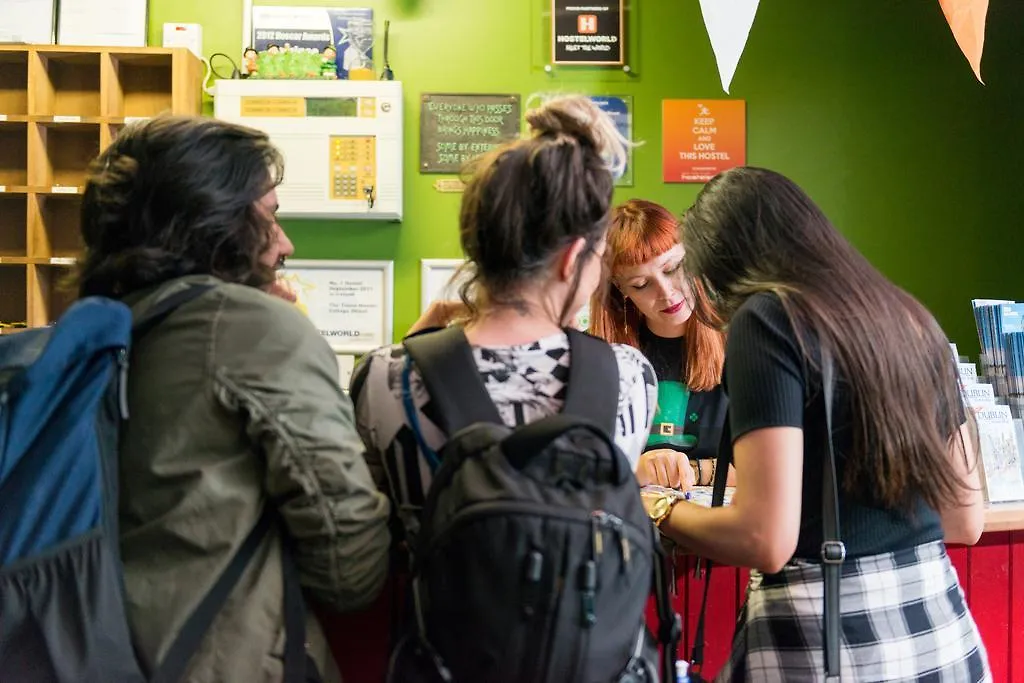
left=279, top=259, right=394, bottom=354
left=0, top=44, right=202, bottom=328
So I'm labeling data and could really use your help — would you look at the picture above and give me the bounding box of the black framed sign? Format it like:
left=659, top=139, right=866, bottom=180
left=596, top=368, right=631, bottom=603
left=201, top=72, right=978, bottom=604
left=551, top=0, right=624, bottom=66
left=420, top=93, right=521, bottom=174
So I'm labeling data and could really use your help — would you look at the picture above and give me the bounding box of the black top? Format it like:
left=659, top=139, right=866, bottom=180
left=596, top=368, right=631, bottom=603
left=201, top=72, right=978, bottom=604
left=724, top=292, right=944, bottom=559
left=639, top=325, right=728, bottom=462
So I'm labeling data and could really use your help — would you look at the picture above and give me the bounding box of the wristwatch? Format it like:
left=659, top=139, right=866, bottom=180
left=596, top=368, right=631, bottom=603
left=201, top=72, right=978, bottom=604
left=645, top=493, right=682, bottom=529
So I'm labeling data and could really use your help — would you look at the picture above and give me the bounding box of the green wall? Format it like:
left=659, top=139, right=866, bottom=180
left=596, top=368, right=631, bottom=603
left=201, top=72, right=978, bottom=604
left=148, top=0, right=1024, bottom=357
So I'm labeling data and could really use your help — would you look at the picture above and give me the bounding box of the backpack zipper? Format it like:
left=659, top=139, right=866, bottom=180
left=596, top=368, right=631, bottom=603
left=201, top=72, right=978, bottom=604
left=592, top=510, right=631, bottom=571
left=115, top=347, right=129, bottom=420
left=428, top=500, right=650, bottom=552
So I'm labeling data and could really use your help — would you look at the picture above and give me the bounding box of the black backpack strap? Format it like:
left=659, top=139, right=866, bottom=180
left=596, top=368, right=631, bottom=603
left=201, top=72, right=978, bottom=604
left=819, top=348, right=844, bottom=681
left=133, top=283, right=216, bottom=340
left=652, top=539, right=682, bottom=683
left=563, top=329, right=619, bottom=433
left=688, top=418, right=732, bottom=680
left=149, top=507, right=311, bottom=683
left=281, top=533, right=317, bottom=683
left=150, top=506, right=275, bottom=683
left=403, top=326, right=502, bottom=434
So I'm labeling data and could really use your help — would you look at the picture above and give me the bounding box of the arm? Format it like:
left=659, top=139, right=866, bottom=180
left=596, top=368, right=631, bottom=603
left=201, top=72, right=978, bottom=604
left=218, top=296, right=391, bottom=612
left=654, top=428, right=803, bottom=572
left=652, top=294, right=805, bottom=572
left=940, top=421, right=985, bottom=545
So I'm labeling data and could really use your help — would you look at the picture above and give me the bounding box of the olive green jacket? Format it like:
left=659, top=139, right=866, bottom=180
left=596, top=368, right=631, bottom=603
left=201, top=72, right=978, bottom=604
left=118, top=275, right=391, bottom=683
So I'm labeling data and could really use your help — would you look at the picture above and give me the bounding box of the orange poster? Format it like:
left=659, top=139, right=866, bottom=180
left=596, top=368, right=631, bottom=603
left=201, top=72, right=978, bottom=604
left=662, top=99, right=746, bottom=183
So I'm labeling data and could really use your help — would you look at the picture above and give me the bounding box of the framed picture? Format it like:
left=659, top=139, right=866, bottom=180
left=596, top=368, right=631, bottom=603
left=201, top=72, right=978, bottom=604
left=420, top=258, right=469, bottom=313
left=551, top=0, right=625, bottom=67
left=278, top=259, right=394, bottom=353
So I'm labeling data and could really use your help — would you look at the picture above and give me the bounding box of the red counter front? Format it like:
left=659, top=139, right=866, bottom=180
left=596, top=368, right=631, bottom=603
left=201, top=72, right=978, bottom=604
left=322, top=503, right=1024, bottom=682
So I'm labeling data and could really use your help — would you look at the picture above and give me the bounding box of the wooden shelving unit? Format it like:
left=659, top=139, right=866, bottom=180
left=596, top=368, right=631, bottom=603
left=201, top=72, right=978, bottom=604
left=0, top=45, right=202, bottom=327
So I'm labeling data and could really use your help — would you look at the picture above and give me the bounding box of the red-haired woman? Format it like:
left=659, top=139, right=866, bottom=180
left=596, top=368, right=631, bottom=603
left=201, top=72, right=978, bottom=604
left=590, top=199, right=733, bottom=490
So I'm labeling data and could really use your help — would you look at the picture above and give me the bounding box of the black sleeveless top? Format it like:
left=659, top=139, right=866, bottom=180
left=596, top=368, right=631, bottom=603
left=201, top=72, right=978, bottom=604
left=639, top=325, right=728, bottom=461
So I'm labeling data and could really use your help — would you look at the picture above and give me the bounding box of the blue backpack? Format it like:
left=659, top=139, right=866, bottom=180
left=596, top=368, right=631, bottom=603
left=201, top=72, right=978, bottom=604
left=0, top=285, right=311, bottom=683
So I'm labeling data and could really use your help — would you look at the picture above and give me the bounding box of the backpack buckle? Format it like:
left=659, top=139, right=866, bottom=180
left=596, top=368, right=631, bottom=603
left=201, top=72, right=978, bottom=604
left=820, top=541, right=846, bottom=565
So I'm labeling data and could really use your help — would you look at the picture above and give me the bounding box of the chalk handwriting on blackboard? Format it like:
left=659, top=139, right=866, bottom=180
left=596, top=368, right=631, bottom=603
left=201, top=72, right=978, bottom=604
left=420, top=94, right=522, bottom=174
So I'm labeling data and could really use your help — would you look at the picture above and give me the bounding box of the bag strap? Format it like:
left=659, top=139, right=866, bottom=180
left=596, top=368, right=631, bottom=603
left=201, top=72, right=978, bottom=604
left=819, top=347, right=844, bottom=681
left=150, top=507, right=270, bottom=683
left=133, top=283, right=216, bottom=340
left=563, top=329, right=619, bottom=432
left=687, top=419, right=732, bottom=679
left=281, top=532, right=313, bottom=683
left=403, top=326, right=503, bottom=434
left=652, top=538, right=682, bottom=683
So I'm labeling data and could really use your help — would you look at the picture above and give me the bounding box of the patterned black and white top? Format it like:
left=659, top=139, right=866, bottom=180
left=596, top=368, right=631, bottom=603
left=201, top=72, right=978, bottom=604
left=350, top=331, right=658, bottom=540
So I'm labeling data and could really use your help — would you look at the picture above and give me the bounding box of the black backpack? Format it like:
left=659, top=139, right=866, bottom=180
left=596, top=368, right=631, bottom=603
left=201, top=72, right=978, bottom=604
left=388, top=326, right=681, bottom=683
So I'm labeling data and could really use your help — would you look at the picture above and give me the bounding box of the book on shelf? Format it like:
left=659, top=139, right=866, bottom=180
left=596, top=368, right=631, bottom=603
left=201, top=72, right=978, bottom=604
left=974, top=405, right=1024, bottom=503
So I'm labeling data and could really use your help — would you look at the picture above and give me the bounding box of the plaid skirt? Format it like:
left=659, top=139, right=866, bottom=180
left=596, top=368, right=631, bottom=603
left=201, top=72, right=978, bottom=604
left=716, top=541, right=991, bottom=682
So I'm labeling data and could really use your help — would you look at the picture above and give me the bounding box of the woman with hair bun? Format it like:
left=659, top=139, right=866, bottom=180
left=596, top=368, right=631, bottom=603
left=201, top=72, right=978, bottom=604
left=352, top=94, right=657, bottom=540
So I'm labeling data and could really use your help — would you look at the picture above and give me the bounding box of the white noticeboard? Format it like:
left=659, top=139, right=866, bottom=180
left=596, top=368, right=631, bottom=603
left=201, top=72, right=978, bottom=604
left=56, top=0, right=147, bottom=46
left=0, top=0, right=55, bottom=43
left=279, top=259, right=394, bottom=354
left=420, top=258, right=590, bottom=330
left=336, top=353, right=356, bottom=391
left=213, top=79, right=403, bottom=221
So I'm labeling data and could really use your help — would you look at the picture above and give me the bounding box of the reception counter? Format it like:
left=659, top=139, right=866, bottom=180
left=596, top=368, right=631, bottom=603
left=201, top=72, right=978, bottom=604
left=321, top=504, right=1024, bottom=682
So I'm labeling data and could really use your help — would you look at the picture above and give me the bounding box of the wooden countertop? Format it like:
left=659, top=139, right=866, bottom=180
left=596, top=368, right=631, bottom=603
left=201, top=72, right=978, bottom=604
left=983, top=502, right=1024, bottom=533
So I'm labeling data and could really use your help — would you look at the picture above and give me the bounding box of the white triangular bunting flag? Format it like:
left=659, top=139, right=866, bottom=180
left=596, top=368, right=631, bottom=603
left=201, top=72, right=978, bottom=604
left=938, top=0, right=989, bottom=83
left=699, top=0, right=761, bottom=94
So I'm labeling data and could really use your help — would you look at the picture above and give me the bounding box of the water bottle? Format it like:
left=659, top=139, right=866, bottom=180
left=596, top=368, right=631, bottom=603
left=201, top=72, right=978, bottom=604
left=675, top=660, right=691, bottom=683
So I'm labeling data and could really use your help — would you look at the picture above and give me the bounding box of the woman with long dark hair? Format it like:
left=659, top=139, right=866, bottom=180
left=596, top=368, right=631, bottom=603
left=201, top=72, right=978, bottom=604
left=642, top=167, right=990, bottom=681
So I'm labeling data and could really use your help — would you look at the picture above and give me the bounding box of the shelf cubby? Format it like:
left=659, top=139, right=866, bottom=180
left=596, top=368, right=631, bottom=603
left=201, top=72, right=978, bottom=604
left=0, top=121, right=28, bottom=188
left=0, top=264, right=28, bottom=325
left=101, top=122, right=124, bottom=152
left=30, top=51, right=101, bottom=118
left=28, top=263, right=76, bottom=326
left=27, top=263, right=68, bottom=326
left=0, top=44, right=202, bottom=327
left=0, top=51, right=28, bottom=117
left=29, top=192, right=83, bottom=261
left=105, top=52, right=173, bottom=118
left=0, top=195, right=27, bottom=257
left=29, top=121, right=99, bottom=190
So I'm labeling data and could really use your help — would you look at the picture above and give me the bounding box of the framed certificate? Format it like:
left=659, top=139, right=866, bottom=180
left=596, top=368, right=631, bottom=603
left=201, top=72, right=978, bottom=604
left=420, top=258, right=469, bottom=314
left=279, top=259, right=394, bottom=354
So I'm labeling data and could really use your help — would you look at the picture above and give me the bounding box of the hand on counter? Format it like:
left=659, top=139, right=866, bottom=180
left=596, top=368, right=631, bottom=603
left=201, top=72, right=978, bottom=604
left=636, top=448, right=695, bottom=490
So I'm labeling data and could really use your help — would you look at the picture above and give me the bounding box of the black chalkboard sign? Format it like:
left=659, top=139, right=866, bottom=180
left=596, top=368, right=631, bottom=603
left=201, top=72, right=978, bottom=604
left=552, top=0, right=624, bottom=66
left=420, top=93, right=522, bottom=174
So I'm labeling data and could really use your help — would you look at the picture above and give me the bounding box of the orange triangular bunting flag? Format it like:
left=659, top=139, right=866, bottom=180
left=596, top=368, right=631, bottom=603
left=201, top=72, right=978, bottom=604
left=938, top=0, right=989, bottom=83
